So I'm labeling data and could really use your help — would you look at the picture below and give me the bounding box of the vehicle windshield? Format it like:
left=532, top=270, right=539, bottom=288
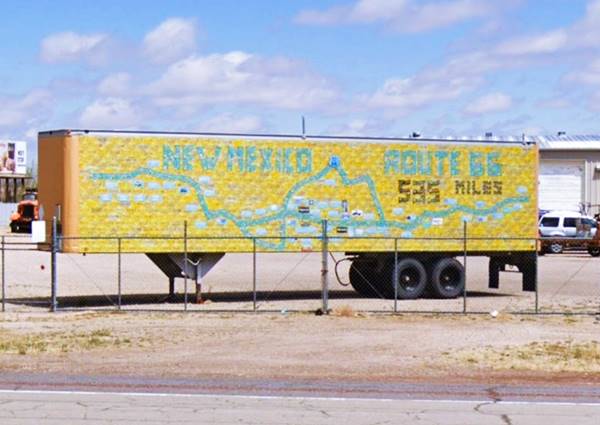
left=540, top=217, right=559, bottom=227
left=23, top=193, right=36, bottom=201
left=582, top=218, right=598, bottom=228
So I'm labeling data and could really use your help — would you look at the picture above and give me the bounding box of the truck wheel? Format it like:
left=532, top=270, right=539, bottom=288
left=588, top=247, right=600, bottom=257
left=549, top=242, right=563, bottom=254
left=429, top=258, right=465, bottom=299
left=10, top=223, right=18, bottom=233
left=383, top=258, right=427, bottom=299
left=349, top=260, right=378, bottom=297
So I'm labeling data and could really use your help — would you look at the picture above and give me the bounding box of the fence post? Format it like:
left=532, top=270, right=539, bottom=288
left=1, top=236, right=5, bottom=313
left=183, top=220, right=188, bottom=312
left=394, top=238, right=398, bottom=313
left=117, top=237, right=122, bottom=311
left=50, top=216, right=58, bottom=313
left=535, top=247, right=539, bottom=314
left=253, top=237, right=257, bottom=312
left=321, top=219, right=329, bottom=314
left=463, top=221, right=467, bottom=314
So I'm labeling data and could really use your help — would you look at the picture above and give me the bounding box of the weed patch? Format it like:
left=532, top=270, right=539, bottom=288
left=451, top=340, right=600, bottom=373
left=0, top=328, right=133, bottom=355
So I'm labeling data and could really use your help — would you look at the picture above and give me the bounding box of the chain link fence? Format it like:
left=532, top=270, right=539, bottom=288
left=0, top=235, right=52, bottom=312
left=1, top=229, right=599, bottom=316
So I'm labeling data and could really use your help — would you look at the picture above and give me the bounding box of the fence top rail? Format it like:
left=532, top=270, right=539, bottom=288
left=1, top=241, right=51, bottom=247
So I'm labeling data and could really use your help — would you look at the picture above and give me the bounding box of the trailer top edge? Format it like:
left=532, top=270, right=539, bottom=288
left=37, top=129, right=537, bottom=146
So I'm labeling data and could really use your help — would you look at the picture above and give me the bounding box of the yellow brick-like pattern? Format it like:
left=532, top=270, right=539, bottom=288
left=77, top=136, right=538, bottom=253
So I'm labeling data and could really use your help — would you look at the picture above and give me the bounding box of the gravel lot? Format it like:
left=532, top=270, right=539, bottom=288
left=1, top=233, right=599, bottom=386
left=0, top=310, right=599, bottom=385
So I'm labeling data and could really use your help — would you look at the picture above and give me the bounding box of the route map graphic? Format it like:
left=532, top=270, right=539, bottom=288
left=78, top=135, right=537, bottom=253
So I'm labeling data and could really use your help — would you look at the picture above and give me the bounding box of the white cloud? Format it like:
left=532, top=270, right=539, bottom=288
left=587, top=91, right=600, bottom=111
left=366, top=52, right=496, bottom=111
left=98, top=72, right=133, bottom=96
left=328, top=118, right=387, bottom=136
left=521, top=125, right=544, bottom=135
left=351, top=0, right=410, bottom=22
left=495, top=29, right=568, bottom=56
left=142, top=18, right=198, bottom=64
left=396, top=0, right=493, bottom=33
left=368, top=75, right=475, bottom=109
left=0, top=89, right=52, bottom=129
left=537, top=97, right=571, bottom=109
left=484, top=114, right=532, bottom=134
left=492, top=1, right=600, bottom=57
left=295, top=0, right=505, bottom=33
left=569, top=0, right=600, bottom=47
left=79, top=98, right=140, bottom=129
left=295, top=6, right=354, bottom=26
left=463, top=92, right=512, bottom=115
left=40, top=31, right=109, bottom=64
left=145, top=51, right=338, bottom=110
left=199, top=113, right=263, bottom=133
left=564, top=58, right=600, bottom=86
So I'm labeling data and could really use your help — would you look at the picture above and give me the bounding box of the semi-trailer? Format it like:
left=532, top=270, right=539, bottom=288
left=38, top=130, right=538, bottom=299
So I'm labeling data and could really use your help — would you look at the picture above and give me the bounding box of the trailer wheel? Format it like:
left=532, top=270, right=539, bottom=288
left=429, top=258, right=465, bottom=299
left=549, top=242, right=563, bottom=254
left=349, top=260, right=378, bottom=297
left=588, top=247, right=600, bottom=257
left=382, top=258, right=427, bottom=299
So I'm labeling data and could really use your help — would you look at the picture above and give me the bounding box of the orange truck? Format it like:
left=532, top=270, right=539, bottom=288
left=9, top=190, right=39, bottom=233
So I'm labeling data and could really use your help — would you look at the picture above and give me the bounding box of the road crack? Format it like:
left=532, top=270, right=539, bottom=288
left=473, top=386, right=514, bottom=425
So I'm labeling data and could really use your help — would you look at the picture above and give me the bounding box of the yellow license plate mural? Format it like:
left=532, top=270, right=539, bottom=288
left=75, top=134, right=538, bottom=253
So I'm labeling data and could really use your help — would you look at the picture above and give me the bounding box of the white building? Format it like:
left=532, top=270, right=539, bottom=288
left=533, top=135, right=600, bottom=216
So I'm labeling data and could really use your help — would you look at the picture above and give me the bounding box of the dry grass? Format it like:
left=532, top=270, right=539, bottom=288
left=449, top=340, right=600, bottom=373
left=0, top=328, right=133, bottom=355
left=332, top=305, right=357, bottom=317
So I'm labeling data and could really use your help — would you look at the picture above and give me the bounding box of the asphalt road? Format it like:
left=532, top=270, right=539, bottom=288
left=1, top=374, right=600, bottom=424
left=1, top=389, right=600, bottom=425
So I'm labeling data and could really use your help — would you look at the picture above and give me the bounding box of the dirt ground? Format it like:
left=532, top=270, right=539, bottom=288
left=1, top=233, right=599, bottom=386
left=1, top=311, right=599, bottom=386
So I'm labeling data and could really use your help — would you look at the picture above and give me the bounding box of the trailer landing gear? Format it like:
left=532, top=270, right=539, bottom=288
left=146, top=253, right=225, bottom=302
left=488, top=253, right=537, bottom=292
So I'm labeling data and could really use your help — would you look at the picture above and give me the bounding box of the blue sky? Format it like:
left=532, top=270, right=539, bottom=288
left=2, top=0, right=600, bottom=158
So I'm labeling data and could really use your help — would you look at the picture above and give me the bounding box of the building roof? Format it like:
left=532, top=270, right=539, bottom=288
left=440, top=134, right=600, bottom=150
left=530, top=135, right=600, bottom=150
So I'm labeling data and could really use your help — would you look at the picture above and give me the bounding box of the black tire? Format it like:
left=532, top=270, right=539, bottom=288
left=588, top=247, right=600, bottom=257
left=349, top=260, right=379, bottom=297
left=549, top=242, right=563, bottom=254
left=10, top=222, right=18, bottom=233
left=429, top=258, right=465, bottom=299
left=382, top=258, right=427, bottom=299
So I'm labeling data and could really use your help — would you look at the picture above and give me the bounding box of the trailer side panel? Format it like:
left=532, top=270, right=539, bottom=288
left=38, top=132, right=538, bottom=254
